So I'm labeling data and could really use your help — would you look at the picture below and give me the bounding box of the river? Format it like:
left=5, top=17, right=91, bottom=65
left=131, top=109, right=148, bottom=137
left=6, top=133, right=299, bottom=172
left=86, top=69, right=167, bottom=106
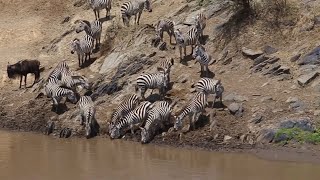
left=0, top=130, right=319, bottom=180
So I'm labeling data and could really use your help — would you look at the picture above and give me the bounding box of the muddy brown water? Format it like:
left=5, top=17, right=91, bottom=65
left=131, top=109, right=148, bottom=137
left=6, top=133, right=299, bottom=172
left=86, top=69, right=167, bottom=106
left=0, top=131, right=320, bottom=180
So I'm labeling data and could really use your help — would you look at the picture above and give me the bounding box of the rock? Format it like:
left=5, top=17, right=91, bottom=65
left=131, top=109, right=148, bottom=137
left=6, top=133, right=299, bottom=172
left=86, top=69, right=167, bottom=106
left=168, top=4, right=189, bottom=17
left=257, top=129, right=275, bottom=143
left=297, top=46, right=320, bottom=65
left=250, top=114, right=263, bottom=124
left=184, top=9, right=204, bottom=25
left=263, top=64, right=281, bottom=75
left=222, top=57, right=232, bottom=65
left=45, top=121, right=55, bottom=135
left=206, top=1, right=230, bottom=19
left=286, top=97, right=299, bottom=103
left=289, top=100, right=305, bottom=111
left=223, top=135, right=232, bottom=142
left=158, top=42, right=167, bottom=51
left=274, top=133, right=289, bottom=143
left=99, top=52, right=126, bottom=74
left=228, top=103, right=244, bottom=117
left=242, top=47, right=264, bottom=59
left=290, top=54, right=301, bottom=62
left=279, top=120, right=295, bottom=129
left=315, top=16, right=320, bottom=25
left=314, top=110, right=320, bottom=116
left=272, top=108, right=284, bottom=113
left=279, top=117, right=315, bottom=132
left=176, top=74, right=188, bottom=83
left=266, top=57, right=280, bottom=64
left=260, top=96, right=273, bottom=102
left=263, top=45, right=278, bottom=55
left=253, top=54, right=269, bottom=66
left=224, top=93, right=248, bottom=102
left=297, top=71, right=319, bottom=86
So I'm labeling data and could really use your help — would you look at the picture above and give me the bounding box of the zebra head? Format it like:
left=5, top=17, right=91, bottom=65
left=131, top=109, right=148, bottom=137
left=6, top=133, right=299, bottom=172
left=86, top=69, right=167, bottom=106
left=85, top=123, right=92, bottom=139
left=144, top=0, right=152, bottom=12
left=173, top=115, right=183, bottom=130
left=70, top=38, right=80, bottom=54
left=110, top=126, right=121, bottom=139
left=173, top=29, right=184, bottom=45
left=215, top=81, right=224, bottom=98
left=192, top=44, right=204, bottom=58
left=107, top=121, right=115, bottom=134
left=67, top=91, right=78, bottom=104
left=140, top=127, right=150, bottom=144
left=76, top=20, right=91, bottom=34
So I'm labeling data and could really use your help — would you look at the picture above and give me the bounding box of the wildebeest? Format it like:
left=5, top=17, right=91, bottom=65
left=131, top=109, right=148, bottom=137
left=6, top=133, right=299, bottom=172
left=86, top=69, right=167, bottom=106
left=7, top=59, right=41, bottom=88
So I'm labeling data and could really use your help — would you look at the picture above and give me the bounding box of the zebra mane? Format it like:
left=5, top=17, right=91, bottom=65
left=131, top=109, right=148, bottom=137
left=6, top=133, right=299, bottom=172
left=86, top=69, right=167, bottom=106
left=81, top=20, right=91, bottom=27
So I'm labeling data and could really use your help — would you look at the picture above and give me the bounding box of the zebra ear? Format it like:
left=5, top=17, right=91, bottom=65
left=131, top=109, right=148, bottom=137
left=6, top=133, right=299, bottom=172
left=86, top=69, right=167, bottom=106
left=170, top=58, right=174, bottom=65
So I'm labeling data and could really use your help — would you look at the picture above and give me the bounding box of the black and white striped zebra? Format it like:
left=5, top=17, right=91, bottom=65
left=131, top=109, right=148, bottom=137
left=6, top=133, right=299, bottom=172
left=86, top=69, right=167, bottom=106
left=110, top=101, right=153, bottom=139
left=70, top=35, right=94, bottom=67
left=78, top=96, right=99, bottom=138
left=140, top=100, right=176, bottom=144
left=108, top=94, right=140, bottom=134
left=174, top=27, right=200, bottom=60
left=193, top=12, right=206, bottom=39
left=120, top=0, right=152, bottom=27
left=195, top=78, right=224, bottom=108
left=76, top=20, right=102, bottom=49
left=157, top=58, right=174, bottom=87
left=46, top=60, right=71, bottom=85
left=60, top=73, right=90, bottom=91
left=135, top=72, right=169, bottom=100
left=155, top=19, right=175, bottom=44
left=192, top=44, right=211, bottom=77
left=45, top=82, right=78, bottom=112
left=88, top=0, right=112, bottom=20
left=174, top=92, right=208, bottom=131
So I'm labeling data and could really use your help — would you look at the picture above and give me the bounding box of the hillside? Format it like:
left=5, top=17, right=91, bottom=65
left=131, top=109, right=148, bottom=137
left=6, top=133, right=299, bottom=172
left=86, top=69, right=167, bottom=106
left=1, top=0, right=320, bottom=152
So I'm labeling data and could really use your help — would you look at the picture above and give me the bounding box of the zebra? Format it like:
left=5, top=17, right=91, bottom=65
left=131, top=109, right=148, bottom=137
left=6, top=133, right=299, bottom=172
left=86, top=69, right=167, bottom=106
left=109, top=101, right=153, bottom=139
left=173, top=92, right=208, bottom=131
left=107, top=94, right=140, bottom=134
left=174, top=27, right=200, bottom=60
left=88, top=0, right=112, bottom=20
left=192, top=44, right=211, bottom=77
left=157, top=58, right=174, bottom=88
left=135, top=72, right=169, bottom=100
left=78, top=96, right=99, bottom=138
left=44, top=82, right=78, bottom=112
left=155, top=19, right=175, bottom=44
left=120, top=0, right=152, bottom=27
left=70, top=35, right=94, bottom=67
left=195, top=78, right=224, bottom=108
left=140, top=100, right=176, bottom=144
left=193, top=12, right=206, bottom=40
left=75, top=20, right=102, bottom=49
left=46, top=60, right=71, bottom=84
left=60, top=74, right=90, bottom=92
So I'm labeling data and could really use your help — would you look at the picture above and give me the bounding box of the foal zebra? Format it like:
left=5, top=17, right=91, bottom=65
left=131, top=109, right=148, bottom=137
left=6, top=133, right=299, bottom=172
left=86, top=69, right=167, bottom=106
left=174, top=27, right=199, bottom=60
left=135, top=72, right=169, bottom=100
left=192, top=44, right=211, bottom=77
left=120, top=0, right=152, bottom=27
left=76, top=20, right=102, bottom=49
left=195, top=78, right=224, bottom=108
left=108, top=94, right=140, bottom=134
left=140, top=100, right=176, bottom=144
left=78, top=96, right=99, bottom=138
left=155, top=19, right=175, bottom=44
left=45, top=82, right=78, bottom=112
left=70, top=35, right=94, bottom=67
left=88, top=0, right=112, bottom=20
left=174, top=92, right=208, bottom=131
left=110, top=101, right=153, bottom=139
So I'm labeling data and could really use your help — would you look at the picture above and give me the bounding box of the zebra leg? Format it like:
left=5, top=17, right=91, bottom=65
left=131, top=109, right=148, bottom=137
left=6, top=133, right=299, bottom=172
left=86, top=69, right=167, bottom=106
left=212, top=95, right=216, bottom=108
left=178, top=46, right=182, bottom=60
left=134, top=14, right=137, bottom=25
left=106, top=8, right=109, bottom=18
left=184, top=46, right=187, bottom=59
left=137, top=12, right=142, bottom=25
left=78, top=54, right=81, bottom=67
left=141, top=88, right=146, bottom=100
left=130, top=124, right=135, bottom=135
left=94, top=10, right=97, bottom=20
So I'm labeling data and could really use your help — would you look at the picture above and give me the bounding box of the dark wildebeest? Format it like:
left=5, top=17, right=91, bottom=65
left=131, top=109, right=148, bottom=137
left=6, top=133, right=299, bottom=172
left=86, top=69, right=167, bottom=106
left=7, top=59, right=41, bottom=88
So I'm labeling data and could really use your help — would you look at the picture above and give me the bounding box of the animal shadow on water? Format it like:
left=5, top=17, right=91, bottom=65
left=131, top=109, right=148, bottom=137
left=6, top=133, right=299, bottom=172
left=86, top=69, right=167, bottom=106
left=99, top=15, right=115, bottom=23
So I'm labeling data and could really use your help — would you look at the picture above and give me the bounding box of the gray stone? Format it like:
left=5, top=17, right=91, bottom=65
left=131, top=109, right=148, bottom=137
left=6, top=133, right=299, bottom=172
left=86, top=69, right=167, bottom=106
left=261, top=96, right=273, bottom=102
left=297, top=71, right=319, bottom=86
left=250, top=114, right=263, bottom=124
left=315, top=16, right=320, bottom=25
left=279, top=120, right=296, bottom=129
left=290, top=54, right=301, bottom=62
left=228, top=103, right=240, bottom=114
left=266, top=57, right=280, bottom=64
left=242, top=47, right=264, bottom=58
left=184, top=9, right=204, bottom=25
left=263, top=45, right=278, bottom=55
left=289, top=100, right=305, bottom=111
left=168, top=4, right=189, bottom=17
left=257, top=129, right=275, bottom=143
left=314, top=110, right=320, bottom=116
left=224, top=93, right=248, bottom=102
left=274, top=133, right=289, bottom=143
left=272, top=108, right=284, bottom=113
left=297, top=46, right=320, bottom=65
left=286, top=97, right=299, bottom=103
left=223, top=135, right=232, bottom=142
left=99, top=52, right=126, bottom=74
left=279, top=117, right=315, bottom=132
left=253, top=54, right=269, bottom=66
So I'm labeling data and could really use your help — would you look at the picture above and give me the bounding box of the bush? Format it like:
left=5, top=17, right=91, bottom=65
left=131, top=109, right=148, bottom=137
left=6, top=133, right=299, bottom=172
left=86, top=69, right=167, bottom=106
left=275, top=128, right=320, bottom=144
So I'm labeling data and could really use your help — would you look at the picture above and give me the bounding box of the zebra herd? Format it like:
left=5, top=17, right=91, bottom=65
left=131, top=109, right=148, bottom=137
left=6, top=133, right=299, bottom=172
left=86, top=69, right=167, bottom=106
left=41, top=0, right=225, bottom=141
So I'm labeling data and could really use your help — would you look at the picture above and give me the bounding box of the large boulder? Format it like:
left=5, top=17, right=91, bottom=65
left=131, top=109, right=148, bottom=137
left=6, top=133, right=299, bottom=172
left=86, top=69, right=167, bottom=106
left=297, top=46, right=320, bottom=65
left=99, top=52, right=128, bottom=74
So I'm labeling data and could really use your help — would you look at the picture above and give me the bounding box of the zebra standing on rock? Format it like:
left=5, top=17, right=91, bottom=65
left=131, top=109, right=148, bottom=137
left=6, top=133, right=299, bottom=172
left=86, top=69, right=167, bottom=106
left=140, top=100, right=176, bottom=144
left=155, top=19, right=175, bottom=44
left=110, top=101, right=153, bottom=139
left=45, top=82, right=78, bottom=112
left=174, top=92, right=208, bottom=131
left=120, top=0, right=152, bottom=27
left=195, top=78, right=224, bottom=108
left=157, top=58, right=174, bottom=87
left=78, top=96, right=99, bottom=138
left=174, top=27, right=200, bottom=60
left=76, top=20, right=102, bottom=49
left=70, top=35, right=94, bottom=67
left=88, top=0, right=112, bottom=20
left=108, top=94, right=140, bottom=133
left=192, top=44, right=211, bottom=77
left=135, top=72, right=169, bottom=100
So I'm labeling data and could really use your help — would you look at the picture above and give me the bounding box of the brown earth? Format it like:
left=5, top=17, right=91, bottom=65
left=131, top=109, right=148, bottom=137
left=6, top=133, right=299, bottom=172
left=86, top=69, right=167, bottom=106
left=1, top=0, right=320, bottom=158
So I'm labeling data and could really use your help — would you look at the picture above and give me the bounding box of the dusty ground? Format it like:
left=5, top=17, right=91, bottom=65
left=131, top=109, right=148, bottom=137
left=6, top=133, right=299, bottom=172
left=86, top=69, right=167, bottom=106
left=1, top=0, right=320, bottom=159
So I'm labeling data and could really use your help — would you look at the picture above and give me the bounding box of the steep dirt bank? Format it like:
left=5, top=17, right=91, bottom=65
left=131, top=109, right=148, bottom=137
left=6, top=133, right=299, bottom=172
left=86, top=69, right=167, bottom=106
left=1, top=0, right=320, bottom=156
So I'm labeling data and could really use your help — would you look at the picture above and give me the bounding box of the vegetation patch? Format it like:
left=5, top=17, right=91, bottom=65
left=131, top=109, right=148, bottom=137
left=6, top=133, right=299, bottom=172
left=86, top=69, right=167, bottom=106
left=275, top=128, right=320, bottom=144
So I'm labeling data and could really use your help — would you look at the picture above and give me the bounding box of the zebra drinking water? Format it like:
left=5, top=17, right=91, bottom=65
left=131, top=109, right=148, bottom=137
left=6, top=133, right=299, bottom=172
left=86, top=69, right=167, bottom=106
left=75, top=20, right=102, bottom=49
left=195, top=78, right=224, bottom=108
left=109, top=101, right=153, bottom=139
left=78, top=96, right=99, bottom=138
left=70, top=35, right=94, bottom=67
left=120, top=0, right=152, bottom=27
left=108, top=94, right=140, bottom=134
left=135, top=72, right=169, bottom=100
left=174, top=92, right=208, bottom=131
left=192, top=44, right=211, bottom=77
left=88, top=0, right=112, bottom=20
left=155, top=19, right=175, bottom=44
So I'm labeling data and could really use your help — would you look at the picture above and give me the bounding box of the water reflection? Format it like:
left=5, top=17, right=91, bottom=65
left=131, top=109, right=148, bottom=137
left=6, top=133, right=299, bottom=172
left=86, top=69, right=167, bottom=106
left=0, top=131, right=319, bottom=180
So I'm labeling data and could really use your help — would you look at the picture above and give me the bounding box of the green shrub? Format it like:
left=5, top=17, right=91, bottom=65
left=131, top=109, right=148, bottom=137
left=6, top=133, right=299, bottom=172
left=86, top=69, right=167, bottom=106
left=275, top=128, right=320, bottom=144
